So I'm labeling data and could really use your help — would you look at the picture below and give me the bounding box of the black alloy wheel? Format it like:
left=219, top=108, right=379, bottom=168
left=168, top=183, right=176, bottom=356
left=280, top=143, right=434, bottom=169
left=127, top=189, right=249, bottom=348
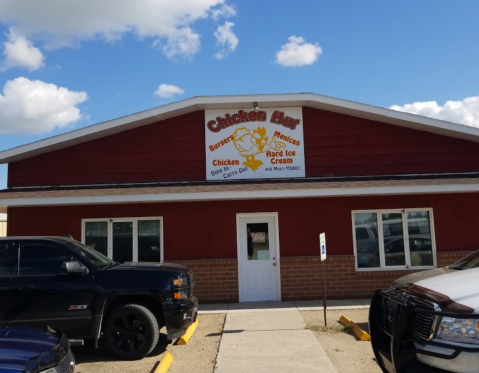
left=104, top=304, right=160, bottom=360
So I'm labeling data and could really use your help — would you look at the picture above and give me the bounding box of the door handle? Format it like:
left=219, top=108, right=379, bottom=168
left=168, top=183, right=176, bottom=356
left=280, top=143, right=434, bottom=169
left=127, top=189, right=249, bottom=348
left=272, top=263, right=277, bottom=266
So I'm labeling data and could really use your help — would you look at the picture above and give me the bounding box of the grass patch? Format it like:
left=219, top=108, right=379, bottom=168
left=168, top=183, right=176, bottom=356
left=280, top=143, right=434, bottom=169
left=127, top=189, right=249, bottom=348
left=305, top=323, right=353, bottom=334
left=332, top=323, right=353, bottom=334
left=305, top=323, right=327, bottom=332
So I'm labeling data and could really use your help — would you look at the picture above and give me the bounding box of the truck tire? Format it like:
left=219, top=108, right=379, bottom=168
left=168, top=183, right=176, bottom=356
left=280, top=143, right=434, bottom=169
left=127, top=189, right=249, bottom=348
left=103, top=303, right=160, bottom=360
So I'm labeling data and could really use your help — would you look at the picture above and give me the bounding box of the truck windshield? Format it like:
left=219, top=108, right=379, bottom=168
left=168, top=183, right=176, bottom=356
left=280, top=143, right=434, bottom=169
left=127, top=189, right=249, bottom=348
left=64, top=240, right=117, bottom=269
left=449, top=250, right=479, bottom=270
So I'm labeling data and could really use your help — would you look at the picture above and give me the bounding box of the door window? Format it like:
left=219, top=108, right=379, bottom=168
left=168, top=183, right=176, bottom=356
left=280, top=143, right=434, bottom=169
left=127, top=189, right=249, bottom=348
left=19, top=244, right=70, bottom=276
left=247, top=223, right=270, bottom=260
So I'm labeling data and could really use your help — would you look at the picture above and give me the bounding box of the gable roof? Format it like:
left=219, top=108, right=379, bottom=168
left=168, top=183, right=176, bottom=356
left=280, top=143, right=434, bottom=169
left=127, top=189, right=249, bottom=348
left=1, top=92, right=479, bottom=164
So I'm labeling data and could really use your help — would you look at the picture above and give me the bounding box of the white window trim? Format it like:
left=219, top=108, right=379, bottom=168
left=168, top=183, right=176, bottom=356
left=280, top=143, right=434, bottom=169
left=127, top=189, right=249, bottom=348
left=81, top=216, right=164, bottom=263
left=352, top=208, right=437, bottom=272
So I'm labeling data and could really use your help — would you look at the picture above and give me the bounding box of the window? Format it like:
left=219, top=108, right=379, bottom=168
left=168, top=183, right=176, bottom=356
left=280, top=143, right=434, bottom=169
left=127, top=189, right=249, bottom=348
left=353, top=209, right=436, bottom=270
left=84, top=221, right=108, bottom=256
left=19, top=244, right=70, bottom=276
left=82, top=217, right=163, bottom=263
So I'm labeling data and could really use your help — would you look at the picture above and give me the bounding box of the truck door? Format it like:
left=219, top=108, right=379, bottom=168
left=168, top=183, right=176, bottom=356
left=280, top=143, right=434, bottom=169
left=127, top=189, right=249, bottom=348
left=0, top=241, right=13, bottom=323
left=7, top=240, right=96, bottom=335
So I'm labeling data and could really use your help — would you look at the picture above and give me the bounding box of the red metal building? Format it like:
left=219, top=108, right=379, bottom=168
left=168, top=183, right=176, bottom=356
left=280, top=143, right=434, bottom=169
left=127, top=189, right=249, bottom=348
left=1, top=93, right=479, bottom=303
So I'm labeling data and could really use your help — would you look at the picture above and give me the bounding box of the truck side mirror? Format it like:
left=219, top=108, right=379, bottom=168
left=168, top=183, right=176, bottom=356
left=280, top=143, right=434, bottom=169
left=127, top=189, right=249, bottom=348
left=62, top=261, right=89, bottom=275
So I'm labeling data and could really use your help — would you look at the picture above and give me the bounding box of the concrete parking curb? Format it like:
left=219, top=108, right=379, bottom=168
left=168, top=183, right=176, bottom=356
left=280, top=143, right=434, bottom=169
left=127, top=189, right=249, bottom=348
left=177, top=319, right=199, bottom=345
left=154, top=352, right=173, bottom=373
left=339, top=314, right=370, bottom=341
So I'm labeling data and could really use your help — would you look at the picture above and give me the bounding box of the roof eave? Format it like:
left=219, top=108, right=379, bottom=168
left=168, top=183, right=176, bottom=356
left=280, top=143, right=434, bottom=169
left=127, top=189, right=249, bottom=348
left=1, top=93, right=479, bottom=164
left=1, top=182, right=479, bottom=208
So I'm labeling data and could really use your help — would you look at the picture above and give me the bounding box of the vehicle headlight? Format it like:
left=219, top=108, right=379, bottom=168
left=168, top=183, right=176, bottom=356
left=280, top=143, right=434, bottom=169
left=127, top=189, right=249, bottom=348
left=173, top=290, right=189, bottom=300
left=172, top=276, right=187, bottom=286
left=172, top=276, right=188, bottom=300
left=437, top=317, right=479, bottom=344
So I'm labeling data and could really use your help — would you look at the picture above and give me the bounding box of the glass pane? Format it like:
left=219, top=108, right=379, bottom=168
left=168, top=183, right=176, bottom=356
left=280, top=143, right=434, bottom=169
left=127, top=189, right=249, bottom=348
left=19, top=245, right=69, bottom=276
left=85, top=221, right=108, bottom=257
left=138, top=220, right=161, bottom=262
left=247, top=223, right=269, bottom=260
left=383, top=213, right=405, bottom=266
left=408, top=211, right=433, bottom=266
left=113, top=222, right=133, bottom=263
left=354, top=213, right=379, bottom=268
left=64, top=240, right=116, bottom=269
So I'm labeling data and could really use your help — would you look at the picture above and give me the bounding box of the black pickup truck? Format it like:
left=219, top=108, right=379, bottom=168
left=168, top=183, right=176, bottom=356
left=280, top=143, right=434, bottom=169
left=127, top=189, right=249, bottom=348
left=0, top=236, right=198, bottom=360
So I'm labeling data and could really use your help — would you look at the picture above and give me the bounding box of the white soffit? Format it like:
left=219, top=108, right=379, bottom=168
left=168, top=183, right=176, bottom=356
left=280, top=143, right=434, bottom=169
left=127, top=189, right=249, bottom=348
left=1, top=183, right=479, bottom=208
left=1, top=93, right=479, bottom=163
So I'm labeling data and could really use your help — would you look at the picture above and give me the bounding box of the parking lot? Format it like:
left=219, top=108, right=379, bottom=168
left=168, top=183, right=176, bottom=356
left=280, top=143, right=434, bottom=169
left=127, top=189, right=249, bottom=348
left=302, top=308, right=381, bottom=373
left=73, top=313, right=225, bottom=373
left=73, top=305, right=380, bottom=373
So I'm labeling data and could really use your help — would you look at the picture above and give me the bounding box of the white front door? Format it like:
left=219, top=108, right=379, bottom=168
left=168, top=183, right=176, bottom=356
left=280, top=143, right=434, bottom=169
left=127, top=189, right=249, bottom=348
left=237, top=214, right=280, bottom=302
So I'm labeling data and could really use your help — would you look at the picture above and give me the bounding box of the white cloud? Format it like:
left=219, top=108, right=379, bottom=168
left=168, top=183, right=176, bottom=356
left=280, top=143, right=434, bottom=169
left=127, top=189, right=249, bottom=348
left=154, top=84, right=184, bottom=98
left=0, top=77, right=87, bottom=135
left=0, top=0, right=231, bottom=59
left=389, top=95, right=479, bottom=128
left=214, top=21, right=238, bottom=59
left=275, top=36, right=322, bottom=67
left=159, top=28, right=201, bottom=60
left=211, top=4, right=236, bottom=20
left=1, top=28, right=45, bottom=71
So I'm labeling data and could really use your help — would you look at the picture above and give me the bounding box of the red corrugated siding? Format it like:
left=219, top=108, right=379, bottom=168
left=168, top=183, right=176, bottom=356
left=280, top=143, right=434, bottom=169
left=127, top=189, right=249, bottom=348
left=9, top=111, right=206, bottom=187
left=8, top=108, right=479, bottom=188
left=303, top=107, right=479, bottom=176
left=7, top=193, right=479, bottom=259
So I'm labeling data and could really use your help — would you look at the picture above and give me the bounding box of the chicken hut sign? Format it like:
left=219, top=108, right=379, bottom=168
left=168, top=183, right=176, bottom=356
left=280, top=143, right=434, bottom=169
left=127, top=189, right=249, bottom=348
left=205, top=107, right=305, bottom=180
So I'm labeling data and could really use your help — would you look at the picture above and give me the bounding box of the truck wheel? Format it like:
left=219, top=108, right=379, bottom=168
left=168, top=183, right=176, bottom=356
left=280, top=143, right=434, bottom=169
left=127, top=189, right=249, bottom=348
left=104, top=304, right=160, bottom=360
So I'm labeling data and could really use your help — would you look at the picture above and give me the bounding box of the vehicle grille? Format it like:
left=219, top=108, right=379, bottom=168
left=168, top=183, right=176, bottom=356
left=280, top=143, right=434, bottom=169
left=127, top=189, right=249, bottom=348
left=412, top=312, right=437, bottom=340
left=383, top=289, right=439, bottom=341
left=402, top=291, right=439, bottom=341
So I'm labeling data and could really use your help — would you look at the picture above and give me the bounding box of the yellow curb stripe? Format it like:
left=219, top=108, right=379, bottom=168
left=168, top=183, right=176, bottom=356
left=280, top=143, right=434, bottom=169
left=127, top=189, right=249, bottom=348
left=177, top=320, right=199, bottom=345
left=154, top=352, right=173, bottom=373
left=339, top=315, right=370, bottom=341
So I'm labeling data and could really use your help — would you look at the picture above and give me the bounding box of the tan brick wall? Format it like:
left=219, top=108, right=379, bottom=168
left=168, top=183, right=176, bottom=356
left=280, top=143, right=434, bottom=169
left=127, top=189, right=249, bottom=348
left=279, top=252, right=471, bottom=301
left=169, top=252, right=471, bottom=303
left=167, top=259, right=239, bottom=303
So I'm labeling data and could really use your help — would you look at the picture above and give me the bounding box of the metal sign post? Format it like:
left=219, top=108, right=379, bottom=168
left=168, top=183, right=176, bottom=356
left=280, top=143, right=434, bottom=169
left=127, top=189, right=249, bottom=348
left=319, top=233, right=327, bottom=328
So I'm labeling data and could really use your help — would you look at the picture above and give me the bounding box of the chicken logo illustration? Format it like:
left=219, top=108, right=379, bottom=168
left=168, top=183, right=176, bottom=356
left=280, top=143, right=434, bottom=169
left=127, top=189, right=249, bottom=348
left=232, top=127, right=286, bottom=171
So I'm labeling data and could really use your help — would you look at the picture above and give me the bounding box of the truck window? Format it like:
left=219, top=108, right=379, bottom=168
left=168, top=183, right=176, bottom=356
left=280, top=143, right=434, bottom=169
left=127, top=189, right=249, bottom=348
left=19, top=244, right=70, bottom=276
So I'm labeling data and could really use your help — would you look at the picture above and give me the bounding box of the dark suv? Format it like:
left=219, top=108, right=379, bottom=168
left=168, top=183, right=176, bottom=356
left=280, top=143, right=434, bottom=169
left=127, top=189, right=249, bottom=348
left=0, top=237, right=198, bottom=360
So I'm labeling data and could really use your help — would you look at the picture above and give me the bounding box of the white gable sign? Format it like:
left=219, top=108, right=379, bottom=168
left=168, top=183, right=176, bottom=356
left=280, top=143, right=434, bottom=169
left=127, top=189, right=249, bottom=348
left=205, top=108, right=305, bottom=180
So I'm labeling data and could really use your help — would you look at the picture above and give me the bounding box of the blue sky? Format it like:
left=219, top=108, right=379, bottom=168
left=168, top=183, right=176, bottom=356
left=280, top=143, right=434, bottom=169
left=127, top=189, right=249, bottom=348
left=1, top=0, right=479, bottom=189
